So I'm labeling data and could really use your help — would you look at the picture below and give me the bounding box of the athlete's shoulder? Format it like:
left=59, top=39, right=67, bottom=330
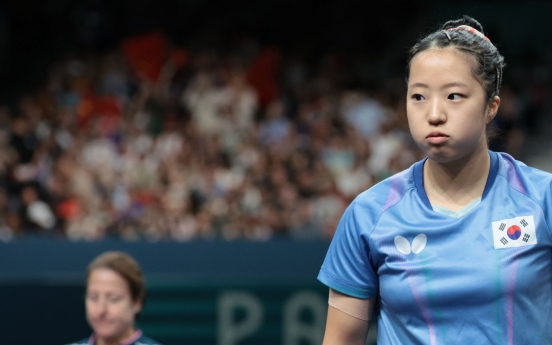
left=495, top=151, right=552, bottom=196
left=353, top=161, right=417, bottom=207
left=344, top=162, right=418, bottom=229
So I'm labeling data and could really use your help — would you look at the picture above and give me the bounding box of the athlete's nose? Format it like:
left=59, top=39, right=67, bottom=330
left=427, top=98, right=446, bottom=125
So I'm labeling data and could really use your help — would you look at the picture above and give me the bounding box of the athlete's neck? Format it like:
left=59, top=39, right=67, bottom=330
left=423, top=148, right=490, bottom=212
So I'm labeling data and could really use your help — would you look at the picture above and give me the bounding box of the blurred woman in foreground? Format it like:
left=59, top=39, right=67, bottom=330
left=67, top=251, right=161, bottom=345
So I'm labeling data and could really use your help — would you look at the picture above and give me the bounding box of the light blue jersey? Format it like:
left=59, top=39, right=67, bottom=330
left=318, top=151, right=552, bottom=344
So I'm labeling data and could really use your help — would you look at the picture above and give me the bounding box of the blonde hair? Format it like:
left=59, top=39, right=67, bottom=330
left=87, top=251, right=146, bottom=304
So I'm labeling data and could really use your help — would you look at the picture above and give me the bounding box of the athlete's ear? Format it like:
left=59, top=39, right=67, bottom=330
left=486, top=96, right=500, bottom=123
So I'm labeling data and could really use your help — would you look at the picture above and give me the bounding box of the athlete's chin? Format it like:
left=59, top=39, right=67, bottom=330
left=421, top=146, right=457, bottom=162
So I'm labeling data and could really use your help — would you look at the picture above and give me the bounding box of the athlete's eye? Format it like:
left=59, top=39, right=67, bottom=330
left=448, top=93, right=463, bottom=100
left=412, top=94, right=425, bottom=101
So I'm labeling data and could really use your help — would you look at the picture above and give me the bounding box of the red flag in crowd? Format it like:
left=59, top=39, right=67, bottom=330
left=121, top=32, right=168, bottom=82
left=247, top=47, right=280, bottom=108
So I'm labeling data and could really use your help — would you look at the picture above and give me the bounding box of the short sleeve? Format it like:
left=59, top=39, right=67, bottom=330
left=317, top=201, right=379, bottom=298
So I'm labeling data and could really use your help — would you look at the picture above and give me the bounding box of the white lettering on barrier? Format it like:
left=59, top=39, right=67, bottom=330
left=217, top=290, right=328, bottom=345
left=283, top=291, right=326, bottom=345
left=217, top=291, right=264, bottom=345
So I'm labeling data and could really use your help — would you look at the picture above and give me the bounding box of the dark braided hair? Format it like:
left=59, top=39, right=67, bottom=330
left=406, top=15, right=505, bottom=103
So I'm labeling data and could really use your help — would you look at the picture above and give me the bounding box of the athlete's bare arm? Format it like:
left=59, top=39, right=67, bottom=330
left=322, top=289, right=376, bottom=345
left=323, top=306, right=370, bottom=345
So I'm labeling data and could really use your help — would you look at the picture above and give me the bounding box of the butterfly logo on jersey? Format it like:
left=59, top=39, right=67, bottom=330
left=394, top=234, right=427, bottom=255
left=491, top=215, right=537, bottom=249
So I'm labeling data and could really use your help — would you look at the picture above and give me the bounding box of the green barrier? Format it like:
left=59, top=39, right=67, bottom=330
left=138, top=279, right=377, bottom=345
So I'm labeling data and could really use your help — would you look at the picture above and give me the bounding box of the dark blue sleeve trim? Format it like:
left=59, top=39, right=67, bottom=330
left=482, top=150, right=499, bottom=198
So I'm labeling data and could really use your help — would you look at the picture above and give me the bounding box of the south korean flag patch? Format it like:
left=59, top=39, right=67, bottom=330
left=492, top=215, right=537, bottom=249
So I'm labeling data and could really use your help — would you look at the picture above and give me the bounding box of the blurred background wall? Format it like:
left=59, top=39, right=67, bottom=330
left=0, top=1, right=551, bottom=344
left=0, top=239, right=334, bottom=345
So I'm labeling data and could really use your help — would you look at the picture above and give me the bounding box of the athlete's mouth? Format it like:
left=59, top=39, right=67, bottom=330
left=426, top=131, right=449, bottom=138
left=426, top=132, right=449, bottom=144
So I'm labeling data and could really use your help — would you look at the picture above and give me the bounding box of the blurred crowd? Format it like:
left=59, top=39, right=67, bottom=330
left=0, top=32, right=545, bottom=242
